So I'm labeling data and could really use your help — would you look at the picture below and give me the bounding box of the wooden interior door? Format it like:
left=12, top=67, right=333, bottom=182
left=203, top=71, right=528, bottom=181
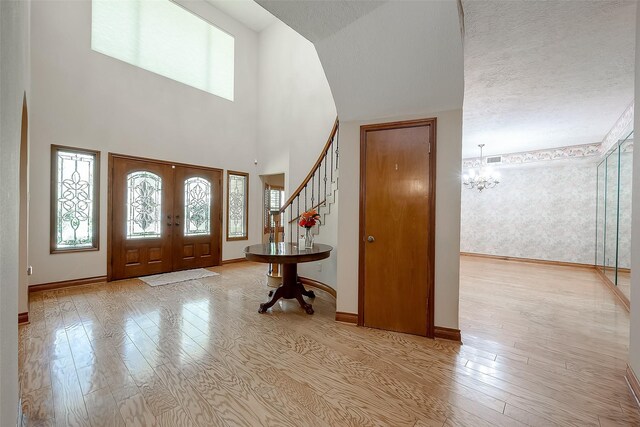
left=111, top=157, right=174, bottom=280
left=172, top=166, right=222, bottom=271
left=359, top=119, right=436, bottom=337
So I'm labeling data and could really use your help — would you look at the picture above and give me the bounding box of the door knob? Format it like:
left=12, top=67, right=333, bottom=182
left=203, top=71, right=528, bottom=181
left=367, top=236, right=375, bottom=243
left=167, top=222, right=172, bottom=226
left=175, top=222, right=180, bottom=226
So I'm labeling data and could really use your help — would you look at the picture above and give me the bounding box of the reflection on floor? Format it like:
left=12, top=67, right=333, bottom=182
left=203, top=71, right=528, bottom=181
left=618, top=270, right=631, bottom=301
left=18, top=259, right=638, bottom=426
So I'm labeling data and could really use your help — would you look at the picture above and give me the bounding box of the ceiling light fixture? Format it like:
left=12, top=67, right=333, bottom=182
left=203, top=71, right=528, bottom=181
left=463, top=144, right=500, bottom=192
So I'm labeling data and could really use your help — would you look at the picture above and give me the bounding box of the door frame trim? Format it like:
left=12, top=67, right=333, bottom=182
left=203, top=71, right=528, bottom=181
left=107, top=153, right=224, bottom=281
left=358, top=118, right=437, bottom=338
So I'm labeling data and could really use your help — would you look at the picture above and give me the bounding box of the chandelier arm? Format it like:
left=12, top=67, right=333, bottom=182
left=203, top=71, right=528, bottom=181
left=463, top=143, right=499, bottom=192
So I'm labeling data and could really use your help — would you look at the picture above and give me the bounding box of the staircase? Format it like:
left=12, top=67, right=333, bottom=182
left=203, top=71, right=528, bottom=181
left=280, top=117, right=339, bottom=244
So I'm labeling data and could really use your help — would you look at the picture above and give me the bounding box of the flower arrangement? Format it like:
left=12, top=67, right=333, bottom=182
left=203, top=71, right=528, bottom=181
left=299, top=209, right=321, bottom=228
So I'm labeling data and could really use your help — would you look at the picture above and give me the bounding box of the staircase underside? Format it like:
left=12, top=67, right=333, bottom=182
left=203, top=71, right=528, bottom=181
left=257, top=0, right=465, bottom=121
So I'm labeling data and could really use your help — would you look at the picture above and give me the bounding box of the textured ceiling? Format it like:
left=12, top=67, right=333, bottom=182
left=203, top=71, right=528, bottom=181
left=204, top=0, right=276, bottom=32
left=256, top=0, right=385, bottom=42
left=258, top=0, right=464, bottom=121
left=462, top=0, right=636, bottom=158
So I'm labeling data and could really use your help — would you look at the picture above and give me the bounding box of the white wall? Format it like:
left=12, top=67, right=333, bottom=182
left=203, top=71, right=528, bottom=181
left=257, top=21, right=336, bottom=193
left=461, top=161, right=597, bottom=265
left=18, top=101, right=29, bottom=316
left=298, top=190, right=339, bottom=288
left=628, top=2, right=640, bottom=382
left=1, top=0, right=30, bottom=423
left=257, top=20, right=338, bottom=288
left=337, top=109, right=462, bottom=330
left=29, top=0, right=262, bottom=286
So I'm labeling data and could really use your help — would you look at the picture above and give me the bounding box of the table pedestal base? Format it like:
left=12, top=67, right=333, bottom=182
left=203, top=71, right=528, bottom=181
left=259, top=263, right=315, bottom=314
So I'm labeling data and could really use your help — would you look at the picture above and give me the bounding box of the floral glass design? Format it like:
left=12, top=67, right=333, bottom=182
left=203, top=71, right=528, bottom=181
left=184, top=177, right=211, bottom=236
left=126, top=171, right=162, bottom=239
left=55, top=150, right=96, bottom=249
left=228, top=174, right=247, bottom=239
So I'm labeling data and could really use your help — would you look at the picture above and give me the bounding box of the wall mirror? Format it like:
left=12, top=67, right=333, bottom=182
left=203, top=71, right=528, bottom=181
left=596, top=130, right=633, bottom=304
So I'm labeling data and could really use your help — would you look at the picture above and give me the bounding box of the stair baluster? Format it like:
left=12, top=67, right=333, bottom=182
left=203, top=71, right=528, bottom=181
left=280, top=117, right=339, bottom=245
left=324, top=155, right=328, bottom=209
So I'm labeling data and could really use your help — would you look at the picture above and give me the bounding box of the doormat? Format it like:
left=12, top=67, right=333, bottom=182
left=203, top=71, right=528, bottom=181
left=139, top=268, right=219, bottom=287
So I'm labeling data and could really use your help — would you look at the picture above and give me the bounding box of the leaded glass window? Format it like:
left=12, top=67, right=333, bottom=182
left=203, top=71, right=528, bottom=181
left=184, top=177, right=211, bottom=236
left=126, top=171, right=162, bottom=239
left=227, top=171, right=248, bottom=240
left=51, top=146, right=100, bottom=252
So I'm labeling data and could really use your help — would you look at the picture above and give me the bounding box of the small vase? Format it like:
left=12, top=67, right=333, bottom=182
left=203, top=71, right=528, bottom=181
left=304, top=227, right=314, bottom=249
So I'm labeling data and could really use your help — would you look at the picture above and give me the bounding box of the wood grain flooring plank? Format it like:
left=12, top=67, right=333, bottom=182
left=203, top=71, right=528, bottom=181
left=84, top=387, right=126, bottom=427
left=21, top=386, right=55, bottom=425
left=49, top=357, right=91, bottom=427
left=154, top=363, right=227, bottom=427
left=414, top=418, right=446, bottom=427
left=156, top=407, right=196, bottom=427
left=258, top=366, right=379, bottom=427
left=502, top=403, right=561, bottom=427
left=137, top=373, right=180, bottom=418
left=20, top=258, right=636, bottom=427
left=116, top=393, right=157, bottom=427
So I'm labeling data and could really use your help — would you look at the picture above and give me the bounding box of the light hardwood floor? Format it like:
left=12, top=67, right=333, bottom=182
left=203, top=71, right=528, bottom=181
left=618, top=270, right=631, bottom=301
left=19, top=257, right=638, bottom=426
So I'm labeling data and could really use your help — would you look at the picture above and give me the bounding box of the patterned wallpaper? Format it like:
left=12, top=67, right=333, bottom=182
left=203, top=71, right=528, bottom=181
left=460, top=162, right=597, bottom=265
left=463, top=143, right=601, bottom=169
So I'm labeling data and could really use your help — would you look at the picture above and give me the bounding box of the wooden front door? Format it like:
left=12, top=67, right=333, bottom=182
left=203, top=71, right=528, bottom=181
left=359, top=119, right=436, bottom=337
left=172, top=166, right=222, bottom=271
left=110, top=155, right=222, bottom=280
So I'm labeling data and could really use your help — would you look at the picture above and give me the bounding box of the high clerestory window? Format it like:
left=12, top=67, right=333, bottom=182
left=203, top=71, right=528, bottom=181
left=92, top=0, right=235, bottom=101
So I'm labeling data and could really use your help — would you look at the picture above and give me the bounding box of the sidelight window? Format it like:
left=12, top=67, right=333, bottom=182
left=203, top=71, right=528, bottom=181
left=51, top=146, right=100, bottom=252
left=227, top=171, right=248, bottom=240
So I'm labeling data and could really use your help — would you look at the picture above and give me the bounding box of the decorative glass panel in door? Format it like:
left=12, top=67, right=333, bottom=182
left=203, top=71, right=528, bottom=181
left=184, top=177, right=211, bottom=236
left=127, top=171, right=163, bottom=239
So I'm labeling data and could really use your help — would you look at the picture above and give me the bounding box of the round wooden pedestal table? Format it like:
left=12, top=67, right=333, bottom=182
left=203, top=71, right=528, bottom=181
left=244, top=243, right=333, bottom=315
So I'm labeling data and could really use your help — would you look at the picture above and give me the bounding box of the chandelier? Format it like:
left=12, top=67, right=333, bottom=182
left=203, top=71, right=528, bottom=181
left=463, top=144, right=500, bottom=192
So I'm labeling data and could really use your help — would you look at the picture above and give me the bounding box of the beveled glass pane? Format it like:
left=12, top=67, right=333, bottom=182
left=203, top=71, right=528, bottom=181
left=127, top=171, right=162, bottom=239
left=228, top=174, right=247, bottom=238
left=185, top=177, right=211, bottom=236
left=605, top=147, right=619, bottom=285
left=56, top=151, right=96, bottom=249
left=618, top=133, right=633, bottom=299
left=596, top=161, right=606, bottom=272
